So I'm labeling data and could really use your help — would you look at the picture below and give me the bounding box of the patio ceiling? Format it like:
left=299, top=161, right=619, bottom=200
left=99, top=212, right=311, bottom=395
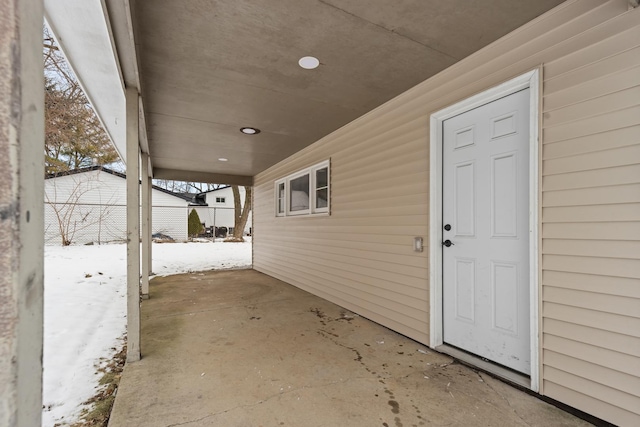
left=46, top=0, right=564, bottom=184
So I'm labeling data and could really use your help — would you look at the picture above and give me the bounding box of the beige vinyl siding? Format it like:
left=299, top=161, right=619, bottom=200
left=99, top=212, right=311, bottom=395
left=253, top=1, right=639, bottom=424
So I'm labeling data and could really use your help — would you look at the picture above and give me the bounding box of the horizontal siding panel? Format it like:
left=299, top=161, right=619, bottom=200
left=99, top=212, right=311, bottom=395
left=543, top=144, right=640, bottom=175
left=258, top=244, right=427, bottom=281
left=461, top=0, right=631, bottom=93
left=544, top=285, right=640, bottom=317
left=544, top=349, right=640, bottom=397
left=333, top=195, right=428, bottom=213
left=332, top=204, right=429, bottom=219
left=542, top=221, right=640, bottom=240
left=542, top=270, right=640, bottom=298
left=254, top=246, right=426, bottom=289
left=544, top=318, right=640, bottom=357
left=543, top=365, right=639, bottom=414
left=542, top=105, right=640, bottom=144
left=543, top=7, right=639, bottom=79
left=542, top=164, right=640, bottom=191
left=543, top=86, right=640, bottom=128
left=335, top=146, right=426, bottom=183
left=257, top=224, right=426, bottom=237
left=543, top=254, right=640, bottom=278
left=257, top=235, right=425, bottom=264
left=542, top=184, right=640, bottom=206
left=543, top=302, right=640, bottom=337
left=544, top=44, right=640, bottom=93
left=543, top=204, right=640, bottom=223
left=257, top=237, right=426, bottom=269
left=542, top=238, right=640, bottom=259
left=254, top=230, right=416, bottom=247
left=333, top=171, right=427, bottom=197
left=542, top=125, right=640, bottom=160
left=254, top=258, right=426, bottom=296
left=255, top=252, right=428, bottom=310
left=544, top=334, right=640, bottom=377
left=261, top=215, right=427, bottom=228
left=336, top=126, right=425, bottom=166
left=543, top=381, right=639, bottom=427
left=336, top=166, right=427, bottom=194
left=255, top=255, right=427, bottom=314
left=544, top=64, right=640, bottom=112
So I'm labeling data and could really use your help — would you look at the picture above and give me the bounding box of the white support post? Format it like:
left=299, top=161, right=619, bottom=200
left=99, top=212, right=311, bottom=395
left=148, top=176, right=153, bottom=274
left=141, top=152, right=150, bottom=298
left=126, top=86, right=141, bottom=362
left=0, top=0, right=45, bottom=425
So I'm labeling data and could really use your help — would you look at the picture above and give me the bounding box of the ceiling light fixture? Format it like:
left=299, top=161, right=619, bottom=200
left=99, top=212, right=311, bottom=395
left=298, top=56, right=320, bottom=70
left=240, top=127, right=260, bottom=135
left=218, top=158, right=228, bottom=162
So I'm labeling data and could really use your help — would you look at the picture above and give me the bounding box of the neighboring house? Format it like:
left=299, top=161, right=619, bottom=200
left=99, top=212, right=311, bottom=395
left=191, top=186, right=252, bottom=235
left=45, top=167, right=189, bottom=244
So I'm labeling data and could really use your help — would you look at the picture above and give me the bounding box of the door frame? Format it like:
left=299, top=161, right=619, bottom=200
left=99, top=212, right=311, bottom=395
left=429, top=69, right=541, bottom=392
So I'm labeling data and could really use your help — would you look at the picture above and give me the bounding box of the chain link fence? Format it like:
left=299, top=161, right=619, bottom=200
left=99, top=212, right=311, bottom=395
left=44, top=203, right=249, bottom=245
left=190, top=206, right=251, bottom=238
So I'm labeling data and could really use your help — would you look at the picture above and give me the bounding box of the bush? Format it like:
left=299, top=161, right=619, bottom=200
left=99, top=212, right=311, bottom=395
left=188, top=209, right=204, bottom=238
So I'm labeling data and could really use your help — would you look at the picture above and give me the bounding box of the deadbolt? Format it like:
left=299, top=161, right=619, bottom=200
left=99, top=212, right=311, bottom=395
left=444, top=224, right=451, bottom=231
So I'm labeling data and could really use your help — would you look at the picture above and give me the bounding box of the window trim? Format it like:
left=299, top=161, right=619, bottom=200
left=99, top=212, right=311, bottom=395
left=312, top=164, right=330, bottom=214
left=275, top=160, right=330, bottom=217
left=275, top=180, right=286, bottom=217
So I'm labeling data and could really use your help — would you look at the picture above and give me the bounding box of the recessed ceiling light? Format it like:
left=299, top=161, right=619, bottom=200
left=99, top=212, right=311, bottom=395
left=218, top=158, right=228, bottom=162
left=240, top=127, right=260, bottom=135
left=298, top=56, right=320, bottom=70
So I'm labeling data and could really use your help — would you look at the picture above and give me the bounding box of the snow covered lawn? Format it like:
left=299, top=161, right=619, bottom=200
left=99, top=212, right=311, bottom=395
left=42, top=240, right=251, bottom=426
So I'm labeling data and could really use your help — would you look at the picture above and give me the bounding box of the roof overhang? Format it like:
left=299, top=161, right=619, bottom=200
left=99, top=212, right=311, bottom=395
left=44, top=0, right=566, bottom=184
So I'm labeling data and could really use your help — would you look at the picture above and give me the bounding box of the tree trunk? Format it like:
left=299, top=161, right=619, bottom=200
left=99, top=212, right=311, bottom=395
left=226, top=185, right=252, bottom=242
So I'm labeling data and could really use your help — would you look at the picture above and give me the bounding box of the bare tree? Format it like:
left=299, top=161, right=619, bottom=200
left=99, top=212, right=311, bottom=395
left=43, top=27, right=120, bottom=174
left=152, top=179, right=226, bottom=194
left=45, top=173, right=116, bottom=246
left=225, top=186, right=252, bottom=242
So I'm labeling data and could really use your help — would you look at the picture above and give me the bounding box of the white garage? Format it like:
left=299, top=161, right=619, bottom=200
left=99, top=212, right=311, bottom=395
left=45, top=166, right=189, bottom=245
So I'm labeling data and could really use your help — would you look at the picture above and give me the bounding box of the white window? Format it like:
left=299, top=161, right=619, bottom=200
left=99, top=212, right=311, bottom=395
left=275, top=160, right=330, bottom=217
left=215, top=197, right=225, bottom=203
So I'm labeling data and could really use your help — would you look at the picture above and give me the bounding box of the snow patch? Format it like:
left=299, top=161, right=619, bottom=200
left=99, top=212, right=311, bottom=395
left=43, top=240, right=251, bottom=426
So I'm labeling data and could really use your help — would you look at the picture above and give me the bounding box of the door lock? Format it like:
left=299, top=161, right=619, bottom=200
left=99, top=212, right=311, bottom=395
left=442, top=240, right=454, bottom=247
left=444, top=224, right=451, bottom=231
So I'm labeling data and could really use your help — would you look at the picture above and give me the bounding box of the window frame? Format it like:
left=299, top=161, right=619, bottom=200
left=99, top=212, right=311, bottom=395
left=312, top=163, right=330, bottom=214
left=275, top=180, right=286, bottom=217
left=275, top=160, right=330, bottom=217
left=286, top=168, right=311, bottom=216
left=215, top=197, right=226, bottom=203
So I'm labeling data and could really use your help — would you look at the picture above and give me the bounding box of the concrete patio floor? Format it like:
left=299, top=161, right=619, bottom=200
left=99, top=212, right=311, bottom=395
left=108, top=269, right=591, bottom=427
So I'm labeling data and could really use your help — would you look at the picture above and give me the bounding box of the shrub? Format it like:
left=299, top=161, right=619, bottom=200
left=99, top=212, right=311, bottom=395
left=188, top=209, right=204, bottom=238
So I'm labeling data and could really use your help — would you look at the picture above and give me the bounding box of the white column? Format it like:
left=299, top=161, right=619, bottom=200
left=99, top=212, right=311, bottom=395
left=141, top=152, right=150, bottom=298
left=148, top=176, right=153, bottom=274
left=126, top=86, right=141, bottom=362
left=0, top=0, right=45, bottom=424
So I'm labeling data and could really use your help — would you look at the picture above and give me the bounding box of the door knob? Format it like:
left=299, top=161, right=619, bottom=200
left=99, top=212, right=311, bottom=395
left=442, top=240, right=454, bottom=247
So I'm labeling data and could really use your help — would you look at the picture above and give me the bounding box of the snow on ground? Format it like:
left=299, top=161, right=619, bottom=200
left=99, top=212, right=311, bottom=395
left=42, top=239, right=251, bottom=427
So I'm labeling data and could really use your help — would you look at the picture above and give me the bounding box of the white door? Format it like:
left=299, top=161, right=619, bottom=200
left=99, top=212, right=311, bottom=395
left=442, top=88, right=530, bottom=374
